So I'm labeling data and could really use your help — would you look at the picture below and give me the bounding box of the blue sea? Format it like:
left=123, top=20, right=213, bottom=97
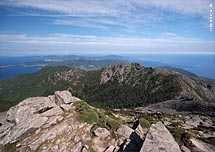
left=0, top=56, right=42, bottom=79
left=125, top=54, right=215, bottom=79
left=0, top=54, right=214, bottom=80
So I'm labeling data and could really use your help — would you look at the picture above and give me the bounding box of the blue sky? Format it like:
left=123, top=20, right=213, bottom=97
left=0, top=0, right=214, bottom=55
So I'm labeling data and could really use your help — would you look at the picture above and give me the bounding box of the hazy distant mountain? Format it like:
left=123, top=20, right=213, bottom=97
left=97, top=55, right=123, bottom=59
left=24, top=58, right=126, bottom=70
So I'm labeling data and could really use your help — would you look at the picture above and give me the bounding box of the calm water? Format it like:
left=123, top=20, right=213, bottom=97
left=0, top=54, right=214, bottom=80
left=0, top=65, right=42, bottom=79
left=125, top=54, right=215, bottom=79
left=0, top=56, right=42, bottom=79
left=0, top=56, right=39, bottom=65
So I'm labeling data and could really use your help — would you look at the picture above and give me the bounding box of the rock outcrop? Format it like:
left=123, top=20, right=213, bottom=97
left=54, top=90, right=80, bottom=105
left=190, top=138, right=215, bottom=152
left=100, top=62, right=135, bottom=84
left=0, top=90, right=83, bottom=151
left=93, top=127, right=110, bottom=139
left=0, top=90, right=148, bottom=152
left=183, top=114, right=213, bottom=129
left=135, top=99, right=215, bottom=116
left=0, top=90, right=200, bottom=152
left=114, top=124, right=144, bottom=151
left=140, top=122, right=182, bottom=152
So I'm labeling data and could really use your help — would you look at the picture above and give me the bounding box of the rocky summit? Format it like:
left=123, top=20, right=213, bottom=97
left=0, top=90, right=215, bottom=152
left=1, top=62, right=215, bottom=112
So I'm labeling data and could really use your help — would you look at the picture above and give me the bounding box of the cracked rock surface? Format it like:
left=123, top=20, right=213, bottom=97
left=0, top=90, right=199, bottom=152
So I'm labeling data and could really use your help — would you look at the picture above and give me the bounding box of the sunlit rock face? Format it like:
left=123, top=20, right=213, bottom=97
left=140, top=122, right=181, bottom=152
left=1, top=90, right=214, bottom=152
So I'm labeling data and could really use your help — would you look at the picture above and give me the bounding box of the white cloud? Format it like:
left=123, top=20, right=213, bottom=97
left=136, top=0, right=213, bottom=17
left=1, top=0, right=213, bottom=33
left=52, top=17, right=134, bottom=31
left=0, top=0, right=212, bottom=17
left=0, top=1, right=214, bottom=54
left=0, top=0, right=117, bottom=16
left=53, top=19, right=109, bottom=30
left=0, top=33, right=213, bottom=51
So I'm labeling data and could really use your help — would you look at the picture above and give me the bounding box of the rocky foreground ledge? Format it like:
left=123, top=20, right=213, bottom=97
left=0, top=91, right=214, bottom=152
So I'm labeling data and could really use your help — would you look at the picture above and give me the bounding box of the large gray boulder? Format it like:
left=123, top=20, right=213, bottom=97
left=0, top=90, right=94, bottom=152
left=135, top=124, right=147, bottom=140
left=1, top=97, right=62, bottom=145
left=140, top=121, right=181, bottom=152
left=54, top=90, right=80, bottom=105
left=93, top=127, right=110, bottom=139
left=6, top=97, right=58, bottom=123
left=115, top=125, right=134, bottom=139
left=0, top=90, right=81, bottom=146
left=190, top=138, right=215, bottom=152
left=115, top=124, right=143, bottom=151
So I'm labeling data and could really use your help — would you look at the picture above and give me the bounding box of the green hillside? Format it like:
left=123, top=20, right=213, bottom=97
left=0, top=62, right=214, bottom=112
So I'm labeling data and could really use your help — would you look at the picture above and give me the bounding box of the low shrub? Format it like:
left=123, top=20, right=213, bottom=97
left=107, top=118, right=121, bottom=130
left=200, top=137, right=215, bottom=146
left=168, top=127, right=190, bottom=145
left=74, top=101, right=121, bottom=131
left=79, top=109, right=99, bottom=124
left=139, top=117, right=150, bottom=128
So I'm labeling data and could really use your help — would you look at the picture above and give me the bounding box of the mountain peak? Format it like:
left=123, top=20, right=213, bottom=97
left=0, top=63, right=214, bottom=111
left=100, top=62, right=145, bottom=84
